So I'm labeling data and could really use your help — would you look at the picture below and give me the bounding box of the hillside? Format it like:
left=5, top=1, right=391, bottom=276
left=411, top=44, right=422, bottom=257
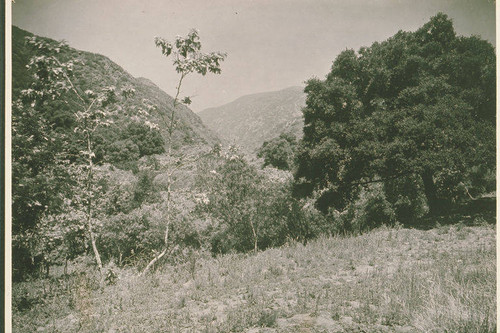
left=198, top=86, right=306, bottom=152
left=12, top=26, right=219, bottom=150
left=12, top=26, right=222, bottom=280
left=13, top=223, right=496, bottom=332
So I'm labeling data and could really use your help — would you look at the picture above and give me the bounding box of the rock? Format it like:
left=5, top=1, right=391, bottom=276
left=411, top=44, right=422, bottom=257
left=340, top=316, right=353, bottom=325
left=277, top=313, right=314, bottom=329
left=355, top=265, right=375, bottom=275
left=348, top=300, right=361, bottom=309
left=67, top=314, right=77, bottom=324
left=394, top=325, right=415, bottom=333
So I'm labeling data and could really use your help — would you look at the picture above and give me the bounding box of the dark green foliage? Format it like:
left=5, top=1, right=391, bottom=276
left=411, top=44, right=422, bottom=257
left=133, top=171, right=161, bottom=206
left=125, top=122, right=165, bottom=156
left=196, top=151, right=328, bottom=255
left=100, top=122, right=165, bottom=165
left=99, top=201, right=202, bottom=268
left=383, top=175, right=428, bottom=224
left=201, top=156, right=262, bottom=253
left=294, top=13, right=495, bottom=226
left=351, top=184, right=396, bottom=233
left=101, top=178, right=136, bottom=216
left=106, top=139, right=141, bottom=164
left=37, top=210, right=88, bottom=269
left=100, top=210, right=163, bottom=265
left=12, top=44, right=75, bottom=279
left=325, top=184, right=397, bottom=235
left=257, top=132, right=297, bottom=170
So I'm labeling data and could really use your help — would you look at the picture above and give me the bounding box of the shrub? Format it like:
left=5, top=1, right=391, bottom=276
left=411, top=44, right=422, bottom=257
left=133, top=171, right=161, bottom=206
left=196, top=151, right=332, bottom=254
left=257, top=132, right=297, bottom=170
left=384, top=175, right=428, bottom=224
left=342, top=183, right=396, bottom=234
left=106, top=139, right=140, bottom=164
left=99, top=207, right=163, bottom=266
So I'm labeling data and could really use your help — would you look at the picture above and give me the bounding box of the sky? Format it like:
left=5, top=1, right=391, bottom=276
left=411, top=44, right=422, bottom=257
left=12, top=0, right=496, bottom=112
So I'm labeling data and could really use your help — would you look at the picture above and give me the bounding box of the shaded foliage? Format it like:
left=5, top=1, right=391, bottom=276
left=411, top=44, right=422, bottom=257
left=294, top=13, right=495, bottom=225
left=257, top=132, right=297, bottom=170
left=195, top=150, right=328, bottom=255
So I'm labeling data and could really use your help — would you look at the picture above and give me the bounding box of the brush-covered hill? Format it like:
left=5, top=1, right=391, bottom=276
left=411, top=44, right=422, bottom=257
left=12, top=26, right=221, bottom=278
left=12, top=26, right=219, bottom=153
left=198, top=86, right=306, bottom=152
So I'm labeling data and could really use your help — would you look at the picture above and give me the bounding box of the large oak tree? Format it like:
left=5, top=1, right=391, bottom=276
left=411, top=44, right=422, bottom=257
left=294, top=13, right=495, bottom=217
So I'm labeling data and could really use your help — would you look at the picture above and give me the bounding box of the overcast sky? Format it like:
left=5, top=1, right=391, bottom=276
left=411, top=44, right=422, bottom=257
left=13, top=0, right=495, bottom=112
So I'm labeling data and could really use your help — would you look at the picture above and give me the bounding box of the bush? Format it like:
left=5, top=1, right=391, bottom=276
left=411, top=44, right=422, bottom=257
left=198, top=156, right=263, bottom=254
left=106, top=139, right=141, bottom=164
left=100, top=207, right=163, bottom=266
left=337, top=183, right=396, bottom=234
left=125, top=122, right=165, bottom=157
left=384, top=176, right=428, bottom=224
left=133, top=171, right=161, bottom=206
left=257, top=133, right=297, bottom=170
left=196, top=151, right=332, bottom=254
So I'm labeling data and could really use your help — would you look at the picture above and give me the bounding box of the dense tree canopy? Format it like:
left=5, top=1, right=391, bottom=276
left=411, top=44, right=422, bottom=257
left=257, top=132, right=298, bottom=170
left=294, top=13, right=495, bottom=217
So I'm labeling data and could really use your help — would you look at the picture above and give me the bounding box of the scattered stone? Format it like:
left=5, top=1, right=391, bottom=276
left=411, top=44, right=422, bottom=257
left=340, top=316, right=353, bottom=325
left=277, top=313, right=314, bottom=329
left=355, top=264, right=375, bottom=275
left=182, top=280, right=193, bottom=289
left=348, top=300, right=361, bottom=309
left=66, top=314, right=77, bottom=324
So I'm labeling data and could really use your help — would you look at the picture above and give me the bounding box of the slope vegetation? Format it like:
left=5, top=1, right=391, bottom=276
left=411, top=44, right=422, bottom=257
left=11, top=26, right=221, bottom=280
left=13, top=26, right=219, bottom=149
left=199, top=86, right=305, bottom=152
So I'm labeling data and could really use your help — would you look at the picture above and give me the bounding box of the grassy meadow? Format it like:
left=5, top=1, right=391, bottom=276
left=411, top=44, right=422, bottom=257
left=13, top=218, right=495, bottom=333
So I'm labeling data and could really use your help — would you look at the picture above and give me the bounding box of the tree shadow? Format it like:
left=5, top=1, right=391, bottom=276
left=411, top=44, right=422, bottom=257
left=402, top=197, right=496, bottom=230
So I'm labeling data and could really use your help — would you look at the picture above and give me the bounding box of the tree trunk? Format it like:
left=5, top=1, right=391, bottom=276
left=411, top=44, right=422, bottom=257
left=140, top=73, right=184, bottom=276
left=250, top=219, right=258, bottom=253
left=86, top=132, right=103, bottom=276
left=421, top=169, right=440, bottom=216
left=87, top=215, right=103, bottom=274
left=140, top=248, right=167, bottom=276
left=140, top=216, right=170, bottom=276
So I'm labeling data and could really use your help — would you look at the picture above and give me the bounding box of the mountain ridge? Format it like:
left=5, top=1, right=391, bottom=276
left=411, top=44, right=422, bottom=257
left=198, top=86, right=306, bottom=152
left=12, top=25, right=220, bottom=151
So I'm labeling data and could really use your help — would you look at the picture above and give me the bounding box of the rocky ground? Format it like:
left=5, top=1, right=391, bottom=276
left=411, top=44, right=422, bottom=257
left=13, top=221, right=496, bottom=332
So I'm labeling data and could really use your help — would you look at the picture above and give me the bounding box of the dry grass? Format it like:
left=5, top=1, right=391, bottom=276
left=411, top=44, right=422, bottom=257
left=13, top=223, right=495, bottom=332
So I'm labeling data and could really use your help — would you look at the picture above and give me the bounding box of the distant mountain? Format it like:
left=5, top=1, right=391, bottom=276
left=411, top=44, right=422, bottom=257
left=198, top=86, right=306, bottom=152
left=12, top=26, right=219, bottom=152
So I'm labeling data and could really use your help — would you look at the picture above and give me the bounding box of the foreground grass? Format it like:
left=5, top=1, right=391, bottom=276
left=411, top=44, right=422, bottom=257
left=13, top=223, right=495, bottom=332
